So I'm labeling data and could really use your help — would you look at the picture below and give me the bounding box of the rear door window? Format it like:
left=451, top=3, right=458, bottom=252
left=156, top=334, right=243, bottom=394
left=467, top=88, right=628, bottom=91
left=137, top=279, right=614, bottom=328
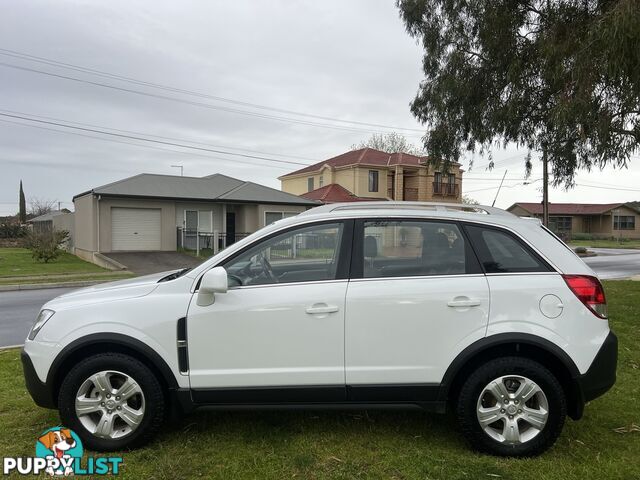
left=465, top=225, right=552, bottom=273
left=359, top=219, right=477, bottom=278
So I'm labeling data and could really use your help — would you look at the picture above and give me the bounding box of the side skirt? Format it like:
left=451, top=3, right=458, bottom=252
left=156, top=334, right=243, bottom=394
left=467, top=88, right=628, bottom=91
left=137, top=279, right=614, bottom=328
left=179, top=384, right=446, bottom=414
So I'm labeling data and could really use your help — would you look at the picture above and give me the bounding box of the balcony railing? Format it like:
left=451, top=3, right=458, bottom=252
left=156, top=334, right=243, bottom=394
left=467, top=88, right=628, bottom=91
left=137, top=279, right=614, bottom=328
left=403, top=187, right=419, bottom=201
left=432, top=182, right=459, bottom=196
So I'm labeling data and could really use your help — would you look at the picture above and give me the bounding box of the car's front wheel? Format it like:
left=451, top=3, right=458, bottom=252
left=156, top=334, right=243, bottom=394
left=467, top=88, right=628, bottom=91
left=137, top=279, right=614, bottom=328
left=456, top=356, right=566, bottom=457
left=58, top=352, right=165, bottom=451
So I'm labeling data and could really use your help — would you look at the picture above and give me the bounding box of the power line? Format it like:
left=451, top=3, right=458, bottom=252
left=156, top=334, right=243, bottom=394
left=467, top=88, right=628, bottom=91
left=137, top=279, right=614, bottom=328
left=0, top=118, right=296, bottom=171
left=575, top=183, right=640, bottom=193
left=0, top=108, right=318, bottom=163
left=0, top=112, right=311, bottom=168
left=464, top=178, right=542, bottom=194
left=0, top=47, right=425, bottom=133
left=0, top=61, right=424, bottom=138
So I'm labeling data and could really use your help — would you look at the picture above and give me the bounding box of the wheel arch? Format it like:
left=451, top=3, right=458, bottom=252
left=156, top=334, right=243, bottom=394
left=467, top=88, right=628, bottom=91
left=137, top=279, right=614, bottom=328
left=48, top=333, right=179, bottom=407
left=441, top=333, right=584, bottom=419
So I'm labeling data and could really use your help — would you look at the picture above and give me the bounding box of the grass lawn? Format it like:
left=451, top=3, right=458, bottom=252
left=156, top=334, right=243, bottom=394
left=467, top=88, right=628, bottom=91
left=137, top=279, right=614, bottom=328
left=570, top=239, right=640, bottom=249
left=1, top=280, right=638, bottom=479
left=0, top=248, right=133, bottom=285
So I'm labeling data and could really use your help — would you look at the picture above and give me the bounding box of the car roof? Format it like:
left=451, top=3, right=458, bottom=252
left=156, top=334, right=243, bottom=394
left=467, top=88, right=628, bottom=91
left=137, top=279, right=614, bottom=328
left=292, top=201, right=533, bottom=229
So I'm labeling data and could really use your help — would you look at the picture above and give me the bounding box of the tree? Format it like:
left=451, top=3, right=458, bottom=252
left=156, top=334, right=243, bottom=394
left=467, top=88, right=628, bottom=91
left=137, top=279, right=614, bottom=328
left=396, top=0, right=640, bottom=186
left=29, top=198, right=56, bottom=217
left=462, top=195, right=480, bottom=205
left=18, top=181, right=26, bottom=223
left=352, top=132, right=425, bottom=155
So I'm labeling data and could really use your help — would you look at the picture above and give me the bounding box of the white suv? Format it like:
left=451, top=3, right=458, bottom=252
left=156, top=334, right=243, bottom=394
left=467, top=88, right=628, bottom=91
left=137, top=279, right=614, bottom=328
left=22, top=202, right=617, bottom=456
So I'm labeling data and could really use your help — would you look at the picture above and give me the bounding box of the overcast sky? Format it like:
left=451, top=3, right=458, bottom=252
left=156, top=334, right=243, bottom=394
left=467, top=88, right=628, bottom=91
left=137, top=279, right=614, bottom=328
left=1, top=0, right=639, bottom=216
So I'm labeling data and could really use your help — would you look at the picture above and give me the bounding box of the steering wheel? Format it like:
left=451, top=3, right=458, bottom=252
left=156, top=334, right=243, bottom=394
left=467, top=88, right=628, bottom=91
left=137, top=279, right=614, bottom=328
left=258, top=252, right=279, bottom=283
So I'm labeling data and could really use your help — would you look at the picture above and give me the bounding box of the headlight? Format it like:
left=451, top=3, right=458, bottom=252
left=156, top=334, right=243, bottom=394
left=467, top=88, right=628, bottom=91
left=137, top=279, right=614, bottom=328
left=28, top=309, right=55, bottom=340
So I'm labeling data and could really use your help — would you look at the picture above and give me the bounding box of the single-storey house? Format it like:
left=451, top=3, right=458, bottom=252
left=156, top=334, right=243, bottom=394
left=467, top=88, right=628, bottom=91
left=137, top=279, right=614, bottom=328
left=72, top=173, right=317, bottom=259
left=507, top=202, right=640, bottom=239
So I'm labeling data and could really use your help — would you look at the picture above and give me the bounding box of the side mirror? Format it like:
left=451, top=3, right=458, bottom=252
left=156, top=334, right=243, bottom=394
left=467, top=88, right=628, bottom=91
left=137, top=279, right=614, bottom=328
left=196, top=266, right=228, bottom=306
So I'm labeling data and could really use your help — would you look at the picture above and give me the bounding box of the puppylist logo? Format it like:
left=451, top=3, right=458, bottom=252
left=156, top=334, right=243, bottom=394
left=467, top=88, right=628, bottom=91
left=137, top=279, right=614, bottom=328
left=3, top=427, right=123, bottom=476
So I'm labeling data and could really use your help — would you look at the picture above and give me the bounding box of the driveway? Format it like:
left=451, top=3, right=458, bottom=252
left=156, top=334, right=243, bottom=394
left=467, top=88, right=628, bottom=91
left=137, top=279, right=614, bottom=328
left=103, top=252, right=203, bottom=275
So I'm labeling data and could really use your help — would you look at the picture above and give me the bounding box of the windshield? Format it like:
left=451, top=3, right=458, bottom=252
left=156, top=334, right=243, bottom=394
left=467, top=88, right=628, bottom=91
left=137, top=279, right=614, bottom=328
left=158, top=267, right=192, bottom=282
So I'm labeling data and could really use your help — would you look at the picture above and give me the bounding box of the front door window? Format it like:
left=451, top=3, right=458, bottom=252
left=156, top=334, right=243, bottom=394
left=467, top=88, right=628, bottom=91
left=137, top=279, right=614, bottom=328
left=223, top=222, right=344, bottom=286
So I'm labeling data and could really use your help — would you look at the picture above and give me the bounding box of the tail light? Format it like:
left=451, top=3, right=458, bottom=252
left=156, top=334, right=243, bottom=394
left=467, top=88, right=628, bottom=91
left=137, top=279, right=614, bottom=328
left=562, top=274, right=607, bottom=318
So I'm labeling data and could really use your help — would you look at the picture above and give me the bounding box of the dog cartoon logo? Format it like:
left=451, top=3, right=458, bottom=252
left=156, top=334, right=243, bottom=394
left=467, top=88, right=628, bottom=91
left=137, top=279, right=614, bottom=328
left=35, top=427, right=83, bottom=476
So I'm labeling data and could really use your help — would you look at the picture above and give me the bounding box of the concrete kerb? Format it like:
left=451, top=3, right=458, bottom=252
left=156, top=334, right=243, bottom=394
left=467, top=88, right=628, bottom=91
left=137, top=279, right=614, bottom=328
left=0, top=280, right=105, bottom=292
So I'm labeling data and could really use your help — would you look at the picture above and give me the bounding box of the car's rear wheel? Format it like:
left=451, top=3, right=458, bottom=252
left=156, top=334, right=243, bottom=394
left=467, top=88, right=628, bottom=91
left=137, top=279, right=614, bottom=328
left=58, top=352, right=165, bottom=451
left=456, top=356, right=566, bottom=457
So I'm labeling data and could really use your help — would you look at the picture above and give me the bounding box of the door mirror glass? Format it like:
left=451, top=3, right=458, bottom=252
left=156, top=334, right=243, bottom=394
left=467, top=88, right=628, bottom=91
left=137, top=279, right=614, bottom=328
left=197, top=266, right=228, bottom=306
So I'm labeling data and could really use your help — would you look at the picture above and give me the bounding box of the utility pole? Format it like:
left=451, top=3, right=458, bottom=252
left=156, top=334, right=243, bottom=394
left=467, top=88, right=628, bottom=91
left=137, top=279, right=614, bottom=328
left=492, top=170, right=508, bottom=207
left=542, top=151, right=549, bottom=227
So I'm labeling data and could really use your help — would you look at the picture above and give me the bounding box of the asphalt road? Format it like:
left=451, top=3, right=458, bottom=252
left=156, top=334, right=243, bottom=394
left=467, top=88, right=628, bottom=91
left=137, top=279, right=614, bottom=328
left=582, top=248, right=640, bottom=279
left=0, top=287, right=74, bottom=348
left=1, top=249, right=639, bottom=348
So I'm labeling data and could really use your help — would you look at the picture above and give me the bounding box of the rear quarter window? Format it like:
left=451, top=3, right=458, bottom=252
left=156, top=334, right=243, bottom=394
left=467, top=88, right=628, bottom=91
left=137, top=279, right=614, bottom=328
left=465, top=224, right=553, bottom=273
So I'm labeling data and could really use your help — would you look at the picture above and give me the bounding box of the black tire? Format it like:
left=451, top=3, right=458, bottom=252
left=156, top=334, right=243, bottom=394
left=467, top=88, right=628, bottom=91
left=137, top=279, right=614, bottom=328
left=456, top=356, right=566, bottom=457
left=58, top=352, right=165, bottom=451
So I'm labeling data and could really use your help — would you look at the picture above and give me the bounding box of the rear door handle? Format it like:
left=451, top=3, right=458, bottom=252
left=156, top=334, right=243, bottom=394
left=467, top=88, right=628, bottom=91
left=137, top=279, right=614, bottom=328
left=447, top=298, right=481, bottom=308
left=306, top=304, right=339, bottom=315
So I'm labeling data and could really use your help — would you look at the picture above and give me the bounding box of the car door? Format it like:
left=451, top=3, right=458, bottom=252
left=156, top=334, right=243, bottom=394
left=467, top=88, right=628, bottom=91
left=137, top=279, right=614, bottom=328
left=187, top=220, right=352, bottom=402
left=345, top=218, right=490, bottom=398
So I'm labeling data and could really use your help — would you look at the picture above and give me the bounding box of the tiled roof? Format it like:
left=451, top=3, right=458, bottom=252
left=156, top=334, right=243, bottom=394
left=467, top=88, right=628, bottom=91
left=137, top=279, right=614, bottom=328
left=301, top=183, right=384, bottom=203
left=509, top=202, right=627, bottom=215
left=280, top=148, right=428, bottom=178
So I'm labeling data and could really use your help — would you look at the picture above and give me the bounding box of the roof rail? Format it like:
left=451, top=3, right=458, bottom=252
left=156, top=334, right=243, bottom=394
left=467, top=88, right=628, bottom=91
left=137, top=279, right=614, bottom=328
left=300, top=201, right=514, bottom=217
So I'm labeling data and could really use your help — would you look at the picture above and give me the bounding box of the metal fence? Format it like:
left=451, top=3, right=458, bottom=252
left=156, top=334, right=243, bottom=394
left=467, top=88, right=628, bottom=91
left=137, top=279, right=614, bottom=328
left=177, top=228, right=250, bottom=256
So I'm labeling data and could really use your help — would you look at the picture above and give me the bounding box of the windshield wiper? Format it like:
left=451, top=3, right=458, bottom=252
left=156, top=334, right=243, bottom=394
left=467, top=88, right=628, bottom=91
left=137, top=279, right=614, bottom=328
left=158, top=268, right=191, bottom=282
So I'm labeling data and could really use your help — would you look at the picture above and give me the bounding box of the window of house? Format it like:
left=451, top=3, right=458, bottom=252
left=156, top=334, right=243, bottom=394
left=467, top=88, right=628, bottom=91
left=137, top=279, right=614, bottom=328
left=185, top=210, right=198, bottom=232
left=264, top=211, right=299, bottom=225
left=368, top=170, right=379, bottom=192
left=361, top=220, right=470, bottom=278
left=307, top=177, right=314, bottom=192
left=549, top=216, right=572, bottom=232
left=614, top=215, right=635, bottom=230
left=465, top=225, right=551, bottom=273
left=319, top=175, right=324, bottom=188
left=223, top=223, right=344, bottom=286
left=434, top=172, right=442, bottom=194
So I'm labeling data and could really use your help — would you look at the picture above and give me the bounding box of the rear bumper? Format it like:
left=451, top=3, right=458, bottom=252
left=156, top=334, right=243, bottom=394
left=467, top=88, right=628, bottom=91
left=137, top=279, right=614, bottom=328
left=577, top=330, right=618, bottom=403
left=569, top=330, right=617, bottom=419
left=21, top=349, right=57, bottom=409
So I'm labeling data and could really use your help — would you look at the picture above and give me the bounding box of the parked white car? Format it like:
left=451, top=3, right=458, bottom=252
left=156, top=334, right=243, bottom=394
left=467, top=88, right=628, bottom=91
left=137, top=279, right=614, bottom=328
left=22, top=202, right=617, bottom=456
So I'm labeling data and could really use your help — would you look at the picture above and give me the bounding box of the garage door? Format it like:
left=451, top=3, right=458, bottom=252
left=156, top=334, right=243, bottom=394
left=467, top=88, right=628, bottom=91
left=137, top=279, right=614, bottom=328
left=111, top=208, right=162, bottom=251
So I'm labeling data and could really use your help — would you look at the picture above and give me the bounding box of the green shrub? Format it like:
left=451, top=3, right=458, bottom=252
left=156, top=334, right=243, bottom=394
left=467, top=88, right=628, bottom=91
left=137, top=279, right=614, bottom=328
left=24, top=229, right=69, bottom=263
left=574, top=246, right=588, bottom=254
left=571, top=233, right=593, bottom=241
left=0, top=223, right=27, bottom=239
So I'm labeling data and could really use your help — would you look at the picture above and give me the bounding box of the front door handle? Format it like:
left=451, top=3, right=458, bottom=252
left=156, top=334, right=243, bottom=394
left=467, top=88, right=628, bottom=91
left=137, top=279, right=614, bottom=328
left=447, top=298, right=481, bottom=308
left=306, top=304, right=339, bottom=315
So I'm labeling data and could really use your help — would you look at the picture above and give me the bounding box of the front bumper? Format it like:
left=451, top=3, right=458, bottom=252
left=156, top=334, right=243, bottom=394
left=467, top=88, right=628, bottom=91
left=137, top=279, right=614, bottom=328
left=21, top=349, right=57, bottom=409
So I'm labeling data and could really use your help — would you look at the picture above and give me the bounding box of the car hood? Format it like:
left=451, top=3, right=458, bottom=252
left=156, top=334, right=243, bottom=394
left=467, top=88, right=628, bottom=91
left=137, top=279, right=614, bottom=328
left=43, top=270, right=175, bottom=310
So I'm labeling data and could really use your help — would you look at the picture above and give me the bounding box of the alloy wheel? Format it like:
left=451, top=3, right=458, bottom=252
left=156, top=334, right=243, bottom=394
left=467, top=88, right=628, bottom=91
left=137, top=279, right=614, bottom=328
left=476, top=374, right=549, bottom=445
left=74, top=370, right=145, bottom=439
